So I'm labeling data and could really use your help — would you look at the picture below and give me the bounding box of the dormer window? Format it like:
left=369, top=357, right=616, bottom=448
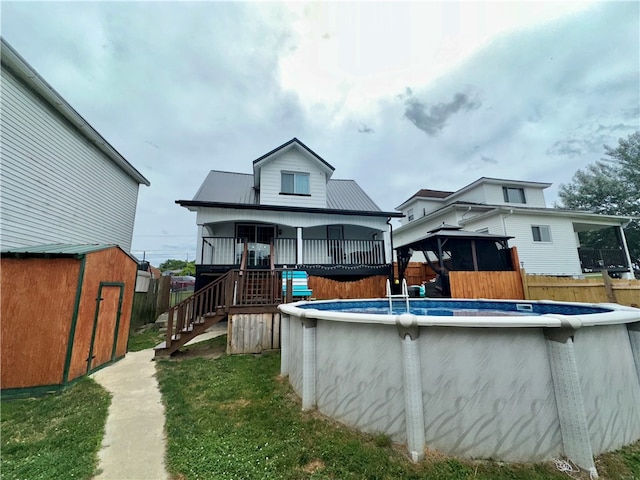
left=502, top=186, right=526, bottom=204
left=281, top=171, right=310, bottom=195
left=407, top=208, right=414, bottom=222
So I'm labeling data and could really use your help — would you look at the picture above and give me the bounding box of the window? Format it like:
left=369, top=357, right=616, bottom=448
left=531, top=225, right=551, bottom=242
left=503, top=187, right=526, bottom=204
left=281, top=172, right=310, bottom=195
left=407, top=208, right=414, bottom=222
left=476, top=228, right=489, bottom=233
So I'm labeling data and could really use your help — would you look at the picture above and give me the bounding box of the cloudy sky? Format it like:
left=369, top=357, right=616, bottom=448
left=2, top=1, right=638, bottom=265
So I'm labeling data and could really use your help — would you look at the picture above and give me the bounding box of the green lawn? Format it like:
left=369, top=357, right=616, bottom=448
left=156, top=340, right=640, bottom=480
left=1, top=378, right=111, bottom=480
left=127, top=327, right=165, bottom=352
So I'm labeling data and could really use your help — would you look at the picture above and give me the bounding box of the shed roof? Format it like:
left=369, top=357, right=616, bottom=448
left=1, top=243, right=138, bottom=262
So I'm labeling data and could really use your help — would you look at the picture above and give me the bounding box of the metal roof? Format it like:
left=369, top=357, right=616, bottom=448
left=192, top=171, right=258, bottom=204
left=187, top=170, right=395, bottom=215
left=1, top=243, right=138, bottom=261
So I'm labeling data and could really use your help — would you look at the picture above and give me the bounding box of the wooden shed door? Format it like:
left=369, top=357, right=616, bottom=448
left=87, top=283, right=124, bottom=374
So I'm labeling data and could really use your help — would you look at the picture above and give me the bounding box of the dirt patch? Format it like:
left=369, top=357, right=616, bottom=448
left=219, top=398, right=251, bottom=411
left=302, top=459, right=325, bottom=474
left=170, top=342, right=226, bottom=360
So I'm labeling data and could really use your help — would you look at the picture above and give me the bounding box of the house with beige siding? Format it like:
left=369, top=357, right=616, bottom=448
left=0, top=38, right=149, bottom=252
left=394, top=177, right=635, bottom=279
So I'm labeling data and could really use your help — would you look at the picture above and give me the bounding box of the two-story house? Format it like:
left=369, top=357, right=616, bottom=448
left=0, top=37, right=149, bottom=252
left=178, top=138, right=402, bottom=295
left=393, top=177, right=635, bottom=279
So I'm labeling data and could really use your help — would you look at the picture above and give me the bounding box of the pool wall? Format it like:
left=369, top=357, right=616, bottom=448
left=280, top=299, right=640, bottom=474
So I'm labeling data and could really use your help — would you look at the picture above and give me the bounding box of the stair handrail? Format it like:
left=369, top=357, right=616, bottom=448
left=165, top=270, right=234, bottom=349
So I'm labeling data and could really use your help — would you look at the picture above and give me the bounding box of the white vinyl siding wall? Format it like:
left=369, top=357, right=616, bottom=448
left=0, top=67, right=140, bottom=251
left=483, top=184, right=547, bottom=207
left=503, top=214, right=581, bottom=275
left=258, top=150, right=327, bottom=208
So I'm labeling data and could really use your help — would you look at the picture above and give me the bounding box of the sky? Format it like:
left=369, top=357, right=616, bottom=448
left=2, top=1, right=638, bottom=266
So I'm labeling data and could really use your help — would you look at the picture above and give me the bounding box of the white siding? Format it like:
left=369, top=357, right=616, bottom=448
left=463, top=215, right=506, bottom=235
left=399, top=198, right=445, bottom=225
left=483, top=184, right=547, bottom=207
left=0, top=67, right=140, bottom=252
left=195, top=207, right=388, bottom=231
left=258, top=149, right=327, bottom=208
left=503, top=214, right=581, bottom=275
left=454, top=185, right=489, bottom=204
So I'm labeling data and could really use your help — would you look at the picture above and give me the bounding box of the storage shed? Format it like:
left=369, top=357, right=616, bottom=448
left=1, top=244, right=137, bottom=398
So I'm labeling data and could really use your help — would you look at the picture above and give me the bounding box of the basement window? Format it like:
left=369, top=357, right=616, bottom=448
left=281, top=172, right=310, bottom=195
left=531, top=225, right=551, bottom=243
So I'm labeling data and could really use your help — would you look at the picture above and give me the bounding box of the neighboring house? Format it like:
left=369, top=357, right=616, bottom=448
left=0, top=38, right=149, bottom=252
left=393, top=177, right=635, bottom=279
left=177, top=138, right=402, bottom=291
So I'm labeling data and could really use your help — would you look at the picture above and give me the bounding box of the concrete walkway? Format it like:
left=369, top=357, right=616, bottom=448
left=91, top=348, right=168, bottom=480
left=90, top=323, right=228, bottom=480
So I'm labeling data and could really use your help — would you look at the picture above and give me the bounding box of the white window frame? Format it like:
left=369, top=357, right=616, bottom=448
left=531, top=225, right=552, bottom=243
left=281, top=171, right=310, bottom=195
left=503, top=186, right=526, bottom=204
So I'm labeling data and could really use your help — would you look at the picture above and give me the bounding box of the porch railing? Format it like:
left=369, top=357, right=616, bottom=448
left=201, top=237, right=385, bottom=266
left=273, top=238, right=297, bottom=265
left=303, top=239, right=385, bottom=265
left=578, top=248, right=628, bottom=272
left=202, top=237, right=244, bottom=265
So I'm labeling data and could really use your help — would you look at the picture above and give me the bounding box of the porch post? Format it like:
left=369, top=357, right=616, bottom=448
left=196, top=224, right=204, bottom=264
left=383, top=227, right=392, bottom=264
left=296, top=227, right=303, bottom=265
left=618, top=225, right=635, bottom=280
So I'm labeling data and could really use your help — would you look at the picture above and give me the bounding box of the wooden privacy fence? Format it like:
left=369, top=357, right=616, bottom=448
left=522, top=272, right=640, bottom=307
left=307, top=275, right=388, bottom=299
left=131, top=275, right=171, bottom=330
left=449, top=271, right=525, bottom=300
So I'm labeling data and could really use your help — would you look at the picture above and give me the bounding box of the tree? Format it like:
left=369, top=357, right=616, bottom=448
left=159, top=259, right=194, bottom=274
left=557, top=131, right=640, bottom=267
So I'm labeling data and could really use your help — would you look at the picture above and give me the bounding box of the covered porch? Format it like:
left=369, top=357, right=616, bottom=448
left=195, top=220, right=392, bottom=289
left=572, top=221, right=635, bottom=278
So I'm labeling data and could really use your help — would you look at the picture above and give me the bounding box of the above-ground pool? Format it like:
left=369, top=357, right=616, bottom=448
left=279, top=298, right=640, bottom=476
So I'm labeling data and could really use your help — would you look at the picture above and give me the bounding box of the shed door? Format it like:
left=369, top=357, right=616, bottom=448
left=87, top=283, right=124, bottom=374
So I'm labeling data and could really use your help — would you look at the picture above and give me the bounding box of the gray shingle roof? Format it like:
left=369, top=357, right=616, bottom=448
left=191, top=170, right=384, bottom=213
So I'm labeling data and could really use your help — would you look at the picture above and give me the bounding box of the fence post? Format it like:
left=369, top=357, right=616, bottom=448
left=601, top=270, right=617, bottom=303
left=156, top=276, right=171, bottom=315
left=520, top=268, right=530, bottom=300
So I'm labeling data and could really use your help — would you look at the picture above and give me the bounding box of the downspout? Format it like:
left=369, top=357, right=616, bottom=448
left=459, top=206, right=472, bottom=224
left=501, top=209, right=514, bottom=236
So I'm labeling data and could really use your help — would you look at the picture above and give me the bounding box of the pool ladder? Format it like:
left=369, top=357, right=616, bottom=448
left=386, top=278, right=410, bottom=314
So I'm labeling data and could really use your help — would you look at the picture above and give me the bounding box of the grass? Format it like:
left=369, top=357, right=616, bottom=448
left=127, top=327, right=165, bottom=352
left=156, top=340, right=640, bottom=480
left=1, top=378, right=111, bottom=480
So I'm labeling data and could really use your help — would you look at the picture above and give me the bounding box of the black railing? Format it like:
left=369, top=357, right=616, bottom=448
left=578, top=248, right=628, bottom=272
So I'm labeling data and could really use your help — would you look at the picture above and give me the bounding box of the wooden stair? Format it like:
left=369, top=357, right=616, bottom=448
left=154, top=265, right=291, bottom=358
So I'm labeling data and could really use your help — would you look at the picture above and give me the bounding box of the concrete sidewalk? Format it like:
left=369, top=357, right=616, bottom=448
left=90, top=323, right=228, bottom=479
left=91, top=349, right=168, bottom=480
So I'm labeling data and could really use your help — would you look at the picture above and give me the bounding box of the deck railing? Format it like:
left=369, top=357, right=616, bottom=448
left=201, top=237, right=385, bottom=266
left=165, top=269, right=292, bottom=351
left=578, top=248, right=628, bottom=272
left=302, top=239, right=385, bottom=265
